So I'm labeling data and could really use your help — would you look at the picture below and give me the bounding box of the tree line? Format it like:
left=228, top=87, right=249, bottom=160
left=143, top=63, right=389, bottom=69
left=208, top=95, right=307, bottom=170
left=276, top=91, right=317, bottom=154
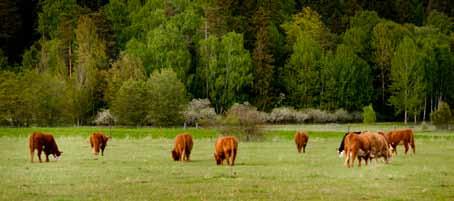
left=0, top=0, right=453, bottom=126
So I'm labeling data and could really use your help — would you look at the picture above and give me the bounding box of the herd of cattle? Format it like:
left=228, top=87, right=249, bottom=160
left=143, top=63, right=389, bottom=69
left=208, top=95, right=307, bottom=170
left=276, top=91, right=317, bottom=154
left=28, top=128, right=415, bottom=168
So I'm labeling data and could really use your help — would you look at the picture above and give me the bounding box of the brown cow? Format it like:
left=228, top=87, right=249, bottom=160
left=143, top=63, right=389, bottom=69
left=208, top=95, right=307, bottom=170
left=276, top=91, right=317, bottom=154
left=363, top=131, right=392, bottom=164
left=294, top=131, right=309, bottom=153
left=171, top=133, right=193, bottom=161
left=29, top=132, right=63, bottom=163
left=385, top=128, right=415, bottom=155
left=343, top=132, right=372, bottom=168
left=90, top=132, right=111, bottom=156
left=214, top=136, right=238, bottom=166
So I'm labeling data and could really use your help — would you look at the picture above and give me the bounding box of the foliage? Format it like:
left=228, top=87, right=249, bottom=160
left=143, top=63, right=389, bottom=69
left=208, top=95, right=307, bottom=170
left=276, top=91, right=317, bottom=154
left=93, top=109, right=116, bottom=126
left=389, top=37, right=425, bottom=124
left=183, top=99, right=218, bottom=127
left=1, top=0, right=454, bottom=125
left=198, top=32, right=253, bottom=113
left=147, top=68, right=188, bottom=126
left=222, top=102, right=265, bottom=141
left=110, top=79, right=149, bottom=126
left=362, top=104, right=377, bottom=124
left=430, top=101, right=452, bottom=129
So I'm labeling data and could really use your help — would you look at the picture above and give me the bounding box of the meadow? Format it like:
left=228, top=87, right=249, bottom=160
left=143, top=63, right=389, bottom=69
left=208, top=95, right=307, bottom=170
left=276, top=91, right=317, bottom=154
left=1, top=127, right=454, bottom=201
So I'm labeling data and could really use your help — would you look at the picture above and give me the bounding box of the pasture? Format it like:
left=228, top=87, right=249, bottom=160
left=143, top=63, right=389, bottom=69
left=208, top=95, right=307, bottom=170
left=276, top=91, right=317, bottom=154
left=1, top=127, right=454, bottom=201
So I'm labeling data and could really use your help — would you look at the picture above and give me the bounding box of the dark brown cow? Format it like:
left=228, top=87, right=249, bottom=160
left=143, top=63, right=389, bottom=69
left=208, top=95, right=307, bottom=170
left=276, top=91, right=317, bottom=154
left=171, top=133, right=193, bottom=161
left=90, top=132, right=111, bottom=156
left=294, top=131, right=309, bottom=153
left=29, top=132, right=63, bottom=163
left=214, top=136, right=238, bottom=166
left=385, top=128, right=415, bottom=155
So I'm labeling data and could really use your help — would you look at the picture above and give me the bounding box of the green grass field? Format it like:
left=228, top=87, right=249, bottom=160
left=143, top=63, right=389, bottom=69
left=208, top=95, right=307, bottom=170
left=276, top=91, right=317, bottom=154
left=1, top=127, right=454, bottom=201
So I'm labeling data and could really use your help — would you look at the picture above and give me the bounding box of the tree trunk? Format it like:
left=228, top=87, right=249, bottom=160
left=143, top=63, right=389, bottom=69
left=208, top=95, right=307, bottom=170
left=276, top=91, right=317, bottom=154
left=68, top=45, right=72, bottom=78
left=404, top=110, right=408, bottom=124
left=381, top=69, right=385, bottom=104
left=414, top=113, right=417, bottom=124
left=423, top=97, right=427, bottom=122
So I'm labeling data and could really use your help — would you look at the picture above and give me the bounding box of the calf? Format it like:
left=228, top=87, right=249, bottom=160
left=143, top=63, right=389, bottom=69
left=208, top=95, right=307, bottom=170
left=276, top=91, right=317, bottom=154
left=90, top=132, right=111, bottom=156
left=294, top=131, right=309, bottom=153
left=171, top=133, right=194, bottom=161
left=214, top=136, right=238, bottom=166
left=29, top=132, right=63, bottom=163
left=385, top=128, right=415, bottom=155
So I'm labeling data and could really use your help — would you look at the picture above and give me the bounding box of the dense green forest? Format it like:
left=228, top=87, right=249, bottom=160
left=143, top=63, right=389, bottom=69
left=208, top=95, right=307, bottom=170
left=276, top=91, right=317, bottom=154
left=0, top=0, right=453, bottom=126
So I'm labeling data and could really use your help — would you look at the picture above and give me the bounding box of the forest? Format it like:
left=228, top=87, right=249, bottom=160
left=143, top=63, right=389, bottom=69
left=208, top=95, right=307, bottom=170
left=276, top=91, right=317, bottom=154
left=0, top=0, right=453, bottom=126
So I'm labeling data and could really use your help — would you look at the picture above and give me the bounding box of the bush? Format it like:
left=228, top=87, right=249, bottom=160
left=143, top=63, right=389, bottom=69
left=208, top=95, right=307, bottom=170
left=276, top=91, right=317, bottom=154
left=183, top=99, right=218, bottom=127
left=431, top=101, right=452, bottom=129
left=304, top=109, right=336, bottom=123
left=93, top=109, right=116, bottom=126
left=334, top=109, right=353, bottom=123
left=362, top=104, right=376, bottom=124
left=111, top=80, right=150, bottom=126
left=147, top=68, right=188, bottom=126
left=222, top=102, right=265, bottom=141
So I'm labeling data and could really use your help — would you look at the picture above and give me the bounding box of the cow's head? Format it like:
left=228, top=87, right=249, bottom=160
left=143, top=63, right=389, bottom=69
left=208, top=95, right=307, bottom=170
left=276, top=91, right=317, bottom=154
left=171, top=149, right=180, bottom=161
left=54, top=151, right=63, bottom=160
left=214, top=153, right=222, bottom=165
left=338, top=149, right=344, bottom=158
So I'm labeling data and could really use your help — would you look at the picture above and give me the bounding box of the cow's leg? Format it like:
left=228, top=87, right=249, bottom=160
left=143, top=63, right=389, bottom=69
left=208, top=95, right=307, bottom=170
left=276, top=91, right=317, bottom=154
left=358, top=157, right=362, bottom=167
left=181, top=148, right=186, bottom=161
left=303, top=144, right=306, bottom=153
left=37, top=148, right=43, bottom=163
left=45, top=153, right=50, bottom=162
left=392, top=145, right=398, bottom=156
left=100, top=144, right=105, bottom=156
left=30, top=148, right=35, bottom=163
left=403, top=141, right=409, bottom=155
left=351, top=149, right=358, bottom=168
left=225, top=152, right=231, bottom=165
left=231, top=149, right=237, bottom=166
left=344, top=149, right=350, bottom=167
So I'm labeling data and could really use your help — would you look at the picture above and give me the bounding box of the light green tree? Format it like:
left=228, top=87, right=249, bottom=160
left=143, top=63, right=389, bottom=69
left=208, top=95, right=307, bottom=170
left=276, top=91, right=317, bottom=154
left=284, top=34, right=321, bottom=108
left=389, top=37, right=425, bottom=124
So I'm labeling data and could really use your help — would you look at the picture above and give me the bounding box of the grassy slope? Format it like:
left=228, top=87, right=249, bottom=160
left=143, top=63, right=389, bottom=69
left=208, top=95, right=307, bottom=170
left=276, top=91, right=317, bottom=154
left=1, top=127, right=454, bottom=201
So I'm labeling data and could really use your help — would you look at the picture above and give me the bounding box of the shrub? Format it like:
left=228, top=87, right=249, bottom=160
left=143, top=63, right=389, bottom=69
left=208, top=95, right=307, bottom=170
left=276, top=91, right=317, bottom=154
left=334, top=109, right=353, bottom=123
left=431, top=101, right=452, bottom=129
left=147, top=68, right=188, bottom=126
left=222, top=102, right=265, bottom=141
left=93, top=109, right=116, bottom=126
left=183, top=99, right=218, bottom=127
left=111, top=80, right=150, bottom=126
left=304, top=109, right=336, bottom=123
left=362, top=104, right=376, bottom=124
left=266, top=107, right=309, bottom=123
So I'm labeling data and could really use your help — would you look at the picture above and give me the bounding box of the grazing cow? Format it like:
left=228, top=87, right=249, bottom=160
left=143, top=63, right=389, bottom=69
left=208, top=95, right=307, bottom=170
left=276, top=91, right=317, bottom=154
left=171, top=133, right=193, bottom=161
left=90, top=132, right=111, bottom=156
left=337, top=131, right=362, bottom=157
left=214, top=136, right=238, bottom=166
left=363, top=132, right=392, bottom=164
left=385, top=128, right=415, bottom=155
left=29, top=132, right=63, bottom=163
left=294, top=131, right=309, bottom=153
left=343, top=132, right=372, bottom=168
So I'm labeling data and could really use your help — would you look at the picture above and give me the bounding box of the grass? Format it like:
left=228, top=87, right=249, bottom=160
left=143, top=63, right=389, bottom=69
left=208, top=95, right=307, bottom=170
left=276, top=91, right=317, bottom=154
left=1, top=127, right=454, bottom=200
